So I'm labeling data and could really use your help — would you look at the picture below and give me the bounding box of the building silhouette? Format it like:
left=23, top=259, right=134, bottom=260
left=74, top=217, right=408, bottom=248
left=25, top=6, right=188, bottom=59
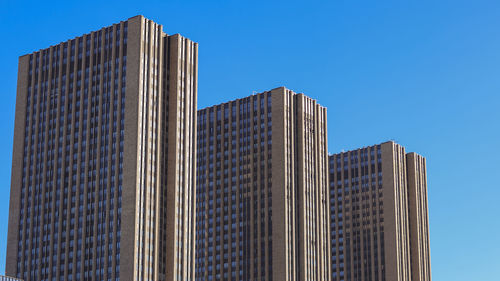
left=329, top=141, right=431, bottom=281
left=195, top=87, right=331, bottom=281
left=5, top=14, right=433, bottom=281
left=6, top=15, right=198, bottom=281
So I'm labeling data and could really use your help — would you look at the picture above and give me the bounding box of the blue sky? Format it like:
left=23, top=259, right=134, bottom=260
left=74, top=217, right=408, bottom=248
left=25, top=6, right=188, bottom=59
left=0, top=0, right=499, bottom=280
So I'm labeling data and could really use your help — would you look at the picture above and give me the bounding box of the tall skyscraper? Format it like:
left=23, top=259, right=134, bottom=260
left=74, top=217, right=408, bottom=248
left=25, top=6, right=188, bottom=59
left=329, top=141, right=431, bottom=281
left=6, top=15, right=198, bottom=281
left=195, top=87, right=331, bottom=281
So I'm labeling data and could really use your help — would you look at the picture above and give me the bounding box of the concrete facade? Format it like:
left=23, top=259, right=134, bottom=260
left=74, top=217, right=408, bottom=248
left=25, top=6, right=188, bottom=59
left=407, top=153, right=432, bottom=281
left=4, top=14, right=435, bottom=281
left=195, top=87, right=331, bottom=281
left=329, top=141, right=431, bottom=281
left=6, top=15, right=197, bottom=281
left=0, top=275, right=23, bottom=281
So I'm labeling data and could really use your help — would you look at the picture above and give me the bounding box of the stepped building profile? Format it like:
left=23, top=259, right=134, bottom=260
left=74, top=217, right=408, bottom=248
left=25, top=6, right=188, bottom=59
left=4, top=14, right=433, bottom=281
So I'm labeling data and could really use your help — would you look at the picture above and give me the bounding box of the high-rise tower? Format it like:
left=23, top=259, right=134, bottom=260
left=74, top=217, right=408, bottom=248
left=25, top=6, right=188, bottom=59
left=195, top=87, right=331, bottom=281
left=6, top=15, right=198, bottom=281
left=329, top=141, right=431, bottom=281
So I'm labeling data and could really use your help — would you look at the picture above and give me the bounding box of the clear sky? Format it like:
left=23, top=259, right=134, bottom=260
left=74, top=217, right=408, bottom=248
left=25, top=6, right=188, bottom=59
left=0, top=0, right=499, bottom=280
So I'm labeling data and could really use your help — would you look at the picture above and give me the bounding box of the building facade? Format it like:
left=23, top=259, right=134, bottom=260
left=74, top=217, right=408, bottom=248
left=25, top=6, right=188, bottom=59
left=6, top=15, right=198, bottom=281
left=195, top=87, right=331, bottom=281
left=329, top=141, right=431, bottom=281
left=0, top=275, right=23, bottom=281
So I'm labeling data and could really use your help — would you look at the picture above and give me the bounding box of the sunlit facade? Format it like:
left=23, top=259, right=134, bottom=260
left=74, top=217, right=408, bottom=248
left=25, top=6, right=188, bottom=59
left=329, top=141, right=431, bottom=281
left=195, top=87, right=331, bottom=281
left=6, top=15, right=198, bottom=281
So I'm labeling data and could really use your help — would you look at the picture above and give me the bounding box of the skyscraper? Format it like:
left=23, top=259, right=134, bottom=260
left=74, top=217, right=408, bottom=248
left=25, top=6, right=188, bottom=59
left=329, top=141, right=431, bottom=281
left=6, top=15, right=198, bottom=281
left=195, top=87, right=331, bottom=281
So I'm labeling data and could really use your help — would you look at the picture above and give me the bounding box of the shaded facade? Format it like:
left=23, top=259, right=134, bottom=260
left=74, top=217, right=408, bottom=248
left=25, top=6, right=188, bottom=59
left=195, top=87, right=331, bottom=281
left=6, top=15, right=198, bottom=281
left=329, top=141, right=431, bottom=281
